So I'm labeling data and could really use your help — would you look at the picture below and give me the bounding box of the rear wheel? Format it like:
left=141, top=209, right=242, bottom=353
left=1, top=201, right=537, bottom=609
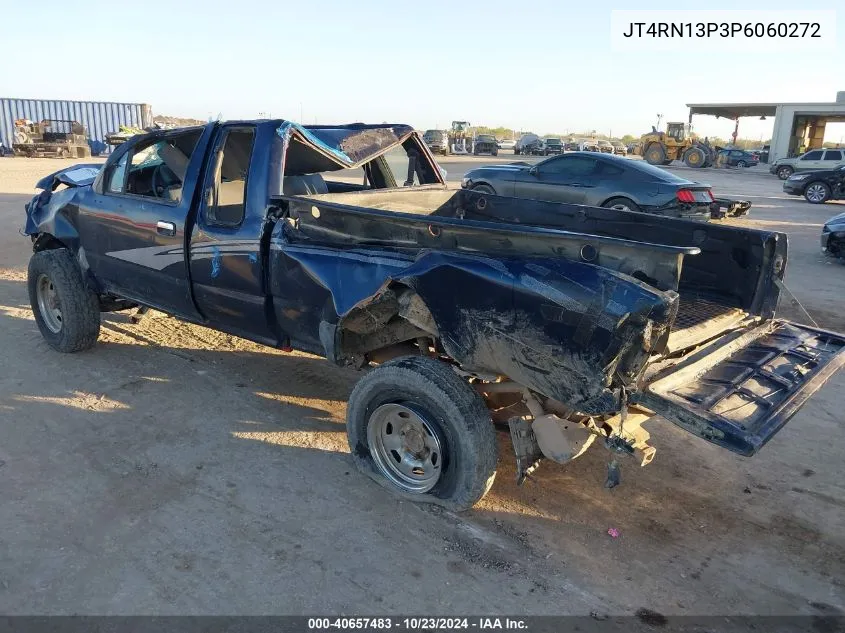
left=644, top=143, right=666, bottom=165
left=346, top=356, right=498, bottom=511
left=28, top=249, right=100, bottom=352
left=804, top=182, right=831, bottom=204
left=683, top=147, right=705, bottom=168
left=602, top=197, right=641, bottom=213
left=777, top=166, right=793, bottom=180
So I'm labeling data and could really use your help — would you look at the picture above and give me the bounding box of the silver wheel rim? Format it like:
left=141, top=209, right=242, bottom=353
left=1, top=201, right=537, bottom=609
left=807, top=184, right=826, bottom=202
left=366, top=403, right=443, bottom=494
left=779, top=168, right=791, bottom=179
left=35, top=273, right=62, bottom=333
left=610, top=203, right=632, bottom=212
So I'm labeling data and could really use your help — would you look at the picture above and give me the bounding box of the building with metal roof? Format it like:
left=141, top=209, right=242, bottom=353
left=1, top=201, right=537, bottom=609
left=687, top=91, right=845, bottom=162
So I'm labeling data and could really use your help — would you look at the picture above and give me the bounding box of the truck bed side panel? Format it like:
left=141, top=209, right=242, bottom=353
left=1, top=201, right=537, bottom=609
left=270, top=225, right=677, bottom=414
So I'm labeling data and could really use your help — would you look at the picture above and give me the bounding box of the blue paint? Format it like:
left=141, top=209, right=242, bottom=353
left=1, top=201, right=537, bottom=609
left=248, top=252, right=258, bottom=264
left=211, top=246, right=221, bottom=278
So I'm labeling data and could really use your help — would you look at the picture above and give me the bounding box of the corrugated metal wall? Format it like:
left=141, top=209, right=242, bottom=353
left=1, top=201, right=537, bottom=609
left=0, top=98, right=152, bottom=156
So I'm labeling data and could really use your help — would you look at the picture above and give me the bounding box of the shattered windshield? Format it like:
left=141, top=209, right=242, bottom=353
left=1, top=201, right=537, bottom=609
left=131, top=143, right=162, bottom=169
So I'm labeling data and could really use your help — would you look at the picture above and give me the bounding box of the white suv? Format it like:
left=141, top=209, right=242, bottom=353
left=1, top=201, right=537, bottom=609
left=771, top=148, right=845, bottom=180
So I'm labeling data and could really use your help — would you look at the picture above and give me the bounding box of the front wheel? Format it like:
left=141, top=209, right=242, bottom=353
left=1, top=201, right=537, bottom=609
left=777, top=166, right=793, bottom=180
left=28, top=249, right=100, bottom=352
left=804, top=181, right=831, bottom=204
left=644, top=143, right=667, bottom=165
left=346, top=356, right=498, bottom=511
left=683, top=147, right=705, bottom=168
left=470, top=183, right=496, bottom=195
left=736, top=160, right=747, bottom=168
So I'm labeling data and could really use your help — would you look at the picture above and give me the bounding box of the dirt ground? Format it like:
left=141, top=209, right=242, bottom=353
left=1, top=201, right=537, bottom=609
left=0, top=156, right=843, bottom=617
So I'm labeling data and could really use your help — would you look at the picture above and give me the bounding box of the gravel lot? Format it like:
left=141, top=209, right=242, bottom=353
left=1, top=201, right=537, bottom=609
left=0, top=156, right=843, bottom=617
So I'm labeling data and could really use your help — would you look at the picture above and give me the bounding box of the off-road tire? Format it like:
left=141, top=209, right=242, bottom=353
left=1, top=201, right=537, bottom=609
left=683, top=147, right=706, bottom=168
left=644, top=143, right=667, bottom=165
left=346, top=356, right=498, bottom=511
left=777, top=166, right=793, bottom=180
left=27, top=249, right=100, bottom=352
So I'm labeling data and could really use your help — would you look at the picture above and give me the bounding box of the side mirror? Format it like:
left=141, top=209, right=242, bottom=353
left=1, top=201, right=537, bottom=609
left=529, top=166, right=538, bottom=176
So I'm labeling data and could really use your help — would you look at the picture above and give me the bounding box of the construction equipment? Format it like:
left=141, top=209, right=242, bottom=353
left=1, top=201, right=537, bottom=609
left=448, top=121, right=472, bottom=155
left=637, top=122, right=715, bottom=168
left=13, top=119, right=91, bottom=158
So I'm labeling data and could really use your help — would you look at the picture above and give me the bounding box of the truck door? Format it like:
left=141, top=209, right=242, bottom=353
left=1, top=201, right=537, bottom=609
left=76, top=127, right=210, bottom=318
left=188, top=123, right=277, bottom=345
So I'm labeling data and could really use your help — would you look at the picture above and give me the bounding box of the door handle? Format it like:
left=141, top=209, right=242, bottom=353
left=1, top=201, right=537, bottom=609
left=156, top=221, right=177, bottom=237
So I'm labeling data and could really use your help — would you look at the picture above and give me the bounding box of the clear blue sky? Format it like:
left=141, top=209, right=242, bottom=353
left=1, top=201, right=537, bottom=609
left=2, top=0, right=842, bottom=141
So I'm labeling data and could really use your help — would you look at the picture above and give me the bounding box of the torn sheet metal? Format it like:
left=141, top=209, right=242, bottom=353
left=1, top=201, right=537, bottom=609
left=276, top=122, right=416, bottom=175
left=270, top=236, right=677, bottom=414
left=34, top=163, right=102, bottom=191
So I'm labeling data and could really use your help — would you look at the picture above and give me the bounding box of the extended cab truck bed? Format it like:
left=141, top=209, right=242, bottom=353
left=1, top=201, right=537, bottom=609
left=23, top=120, right=845, bottom=511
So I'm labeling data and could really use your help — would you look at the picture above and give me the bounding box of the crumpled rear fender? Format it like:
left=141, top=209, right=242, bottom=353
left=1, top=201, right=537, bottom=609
left=273, top=243, right=677, bottom=414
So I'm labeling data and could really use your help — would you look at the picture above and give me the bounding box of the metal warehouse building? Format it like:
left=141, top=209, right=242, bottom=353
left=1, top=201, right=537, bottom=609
left=0, top=98, right=152, bottom=156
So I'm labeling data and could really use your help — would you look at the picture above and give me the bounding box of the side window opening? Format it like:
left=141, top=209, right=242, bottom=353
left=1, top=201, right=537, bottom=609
left=104, top=129, right=201, bottom=202
left=206, top=127, right=256, bottom=227
left=282, top=137, right=438, bottom=196
left=106, top=154, right=128, bottom=193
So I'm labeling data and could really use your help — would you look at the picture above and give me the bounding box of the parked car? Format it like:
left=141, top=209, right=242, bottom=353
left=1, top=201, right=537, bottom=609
left=423, top=129, right=450, bottom=156
left=822, top=211, right=845, bottom=259
left=564, top=140, right=581, bottom=152
left=782, top=164, right=845, bottom=204
left=720, top=149, right=759, bottom=168
left=24, top=120, right=844, bottom=511
left=581, top=140, right=600, bottom=152
left=612, top=143, right=627, bottom=156
left=461, top=151, right=714, bottom=219
left=770, top=148, right=845, bottom=180
left=543, top=138, right=563, bottom=155
left=472, top=134, right=498, bottom=156
left=596, top=140, right=614, bottom=154
left=514, top=133, right=544, bottom=156
left=498, top=139, right=516, bottom=150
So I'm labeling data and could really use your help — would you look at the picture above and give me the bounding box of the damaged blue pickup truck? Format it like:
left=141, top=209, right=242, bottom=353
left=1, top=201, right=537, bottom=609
left=23, top=120, right=845, bottom=510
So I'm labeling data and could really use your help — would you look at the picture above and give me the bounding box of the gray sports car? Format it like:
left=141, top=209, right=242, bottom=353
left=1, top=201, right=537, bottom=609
left=461, top=152, right=714, bottom=219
